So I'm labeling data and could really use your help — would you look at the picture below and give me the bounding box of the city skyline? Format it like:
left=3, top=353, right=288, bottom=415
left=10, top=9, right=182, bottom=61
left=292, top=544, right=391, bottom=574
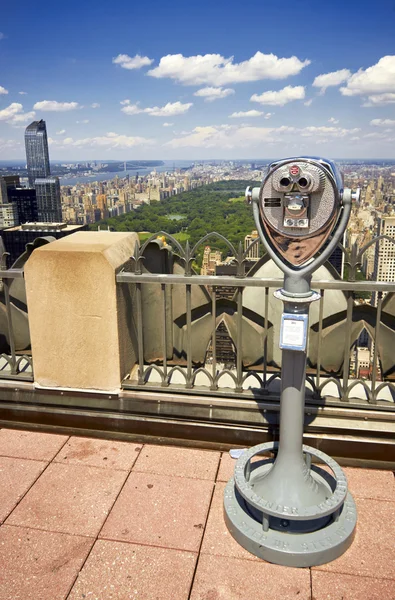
left=1, top=0, right=395, bottom=160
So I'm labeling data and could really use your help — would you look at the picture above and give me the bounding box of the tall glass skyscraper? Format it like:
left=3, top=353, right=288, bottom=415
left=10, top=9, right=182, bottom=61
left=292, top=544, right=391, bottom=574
left=25, top=119, right=62, bottom=223
left=25, top=120, right=50, bottom=186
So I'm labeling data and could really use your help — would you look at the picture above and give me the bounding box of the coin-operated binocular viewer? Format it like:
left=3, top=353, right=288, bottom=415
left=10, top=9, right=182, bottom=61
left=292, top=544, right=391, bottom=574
left=224, top=157, right=360, bottom=567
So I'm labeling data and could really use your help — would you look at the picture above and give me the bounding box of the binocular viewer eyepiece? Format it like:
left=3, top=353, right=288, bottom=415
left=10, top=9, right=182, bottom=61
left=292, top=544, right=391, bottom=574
left=246, top=157, right=360, bottom=268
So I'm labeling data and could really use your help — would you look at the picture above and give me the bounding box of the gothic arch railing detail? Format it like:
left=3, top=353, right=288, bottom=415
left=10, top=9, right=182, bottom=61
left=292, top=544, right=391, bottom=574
left=118, top=229, right=395, bottom=409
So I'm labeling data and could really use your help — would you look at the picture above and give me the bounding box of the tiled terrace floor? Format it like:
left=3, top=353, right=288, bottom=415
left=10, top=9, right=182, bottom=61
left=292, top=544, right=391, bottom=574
left=0, top=428, right=394, bottom=600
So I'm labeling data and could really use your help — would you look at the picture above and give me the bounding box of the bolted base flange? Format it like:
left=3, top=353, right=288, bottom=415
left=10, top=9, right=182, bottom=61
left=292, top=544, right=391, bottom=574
left=223, top=442, right=357, bottom=568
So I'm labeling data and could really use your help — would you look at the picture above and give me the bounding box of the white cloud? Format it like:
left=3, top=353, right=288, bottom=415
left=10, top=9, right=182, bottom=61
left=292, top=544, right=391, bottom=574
left=148, top=51, right=310, bottom=86
left=370, top=118, right=395, bottom=127
left=56, top=129, right=66, bottom=135
left=76, top=119, right=89, bottom=124
left=0, top=138, right=20, bottom=151
left=362, top=131, right=394, bottom=140
left=166, top=123, right=361, bottom=149
left=112, top=54, right=154, bottom=70
left=229, top=110, right=263, bottom=118
left=163, top=122, right=174, bottom=127
left=340, top=56, right=395, bottom=98
left=18, top=91, right=27, bottom=95
left=0, top=103, right=35, bottom=125
left=120, top=99, right=130, bottom=105
left=0, top=33, right=5, bottom=40
left=9, top=111, right=36, bottom=124
left=313, top=69, right=351, bottom=92
left=165, top=125, right=253, bottom=149
left=251, top=85, right=305, bottom=106
left=122, top=101, right=193, bottom=117
left=328, top=117, right=339, bottom=124
left=0, top=86, right=8, bottom=95
left=91, top=103, right=100, bottom=108
left=362, top=93, right=395, bottom=107
left=194, top=87, right=235, bottom=101
left=300, top=126, right=360, bottom=138
left=55, top=132, right=154, bottom=149
left=33, top=100, right=81, bottom=111
left=304, top=99, right=313, bottom=107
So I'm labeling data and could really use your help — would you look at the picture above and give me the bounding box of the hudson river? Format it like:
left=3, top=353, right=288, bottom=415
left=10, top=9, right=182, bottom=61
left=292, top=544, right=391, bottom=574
left=59, top=160, right=194, bottom=186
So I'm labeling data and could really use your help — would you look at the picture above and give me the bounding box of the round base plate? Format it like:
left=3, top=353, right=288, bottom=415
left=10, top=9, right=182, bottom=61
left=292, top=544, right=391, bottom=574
left=224, top=478, right=357, bottom=568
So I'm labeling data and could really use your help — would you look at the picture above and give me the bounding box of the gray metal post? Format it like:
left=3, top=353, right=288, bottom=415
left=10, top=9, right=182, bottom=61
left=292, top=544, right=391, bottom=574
left=278, top=348, right=306, bottom=457
left=276, top=296, right=308, bottom=469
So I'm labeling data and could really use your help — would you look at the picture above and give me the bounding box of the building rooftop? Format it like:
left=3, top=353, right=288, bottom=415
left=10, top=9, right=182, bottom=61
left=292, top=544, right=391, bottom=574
left=0, top=427, right=393, bottom=600
left=24, top=119, right=46, bottom=133
left=3, top=222, right=82, bottom=232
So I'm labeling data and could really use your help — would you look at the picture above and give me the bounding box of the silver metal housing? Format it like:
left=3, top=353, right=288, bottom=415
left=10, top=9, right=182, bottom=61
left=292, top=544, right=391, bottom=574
left=260, top=158, right=340, bottom=238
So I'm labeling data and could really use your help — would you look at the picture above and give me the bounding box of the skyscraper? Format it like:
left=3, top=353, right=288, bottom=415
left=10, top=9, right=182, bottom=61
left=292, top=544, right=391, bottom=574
left=372, top=216, right=395, bottom=304
left=7, top=187, right=39, bottom=224
left=244, top=230, right=260, bottom=260
left=25, top=119, right=62, bottom=223
left=0, top=177, right=19, bottom=228
left=0, top=177, right=7, bottom=204
left=34, top=177, right=62, bottom=223
left=25, top=120, right=50, bottom=186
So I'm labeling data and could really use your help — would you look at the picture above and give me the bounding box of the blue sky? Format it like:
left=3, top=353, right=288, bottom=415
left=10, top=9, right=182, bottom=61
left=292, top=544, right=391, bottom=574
left=1, top=0, right=395, bottom=160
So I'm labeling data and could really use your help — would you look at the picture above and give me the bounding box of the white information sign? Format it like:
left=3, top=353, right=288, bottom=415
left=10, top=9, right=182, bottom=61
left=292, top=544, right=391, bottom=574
left=279, top=313, right=308, bottom=351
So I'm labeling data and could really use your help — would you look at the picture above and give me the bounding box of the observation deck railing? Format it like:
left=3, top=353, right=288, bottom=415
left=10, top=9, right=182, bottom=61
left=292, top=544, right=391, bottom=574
left=0, top=231, right=393, bottom=411
left=0, top=253, right=33, bottom=382
left=117, top=232, right=395, bottom=410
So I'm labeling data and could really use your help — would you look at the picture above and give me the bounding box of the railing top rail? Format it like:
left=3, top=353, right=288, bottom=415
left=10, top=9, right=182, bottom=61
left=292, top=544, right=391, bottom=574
left=0, top=268, right=25, bottom=279
left=116, top=271, right=395, bottom=292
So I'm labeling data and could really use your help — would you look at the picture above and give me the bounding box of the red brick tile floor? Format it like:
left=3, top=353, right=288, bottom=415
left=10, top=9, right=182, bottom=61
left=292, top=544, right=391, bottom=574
left=0, top=428, right=394, bottom=600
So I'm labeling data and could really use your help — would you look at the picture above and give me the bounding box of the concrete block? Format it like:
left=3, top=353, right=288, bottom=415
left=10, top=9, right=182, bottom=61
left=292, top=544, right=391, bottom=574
left=25, top=231, right=138, bottom=391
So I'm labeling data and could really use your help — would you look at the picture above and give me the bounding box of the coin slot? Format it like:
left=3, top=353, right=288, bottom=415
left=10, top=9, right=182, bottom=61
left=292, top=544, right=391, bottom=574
left=264, top=197, right=281, bottom=207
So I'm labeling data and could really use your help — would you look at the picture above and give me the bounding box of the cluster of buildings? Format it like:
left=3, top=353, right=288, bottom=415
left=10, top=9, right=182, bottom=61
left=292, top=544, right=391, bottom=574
left=201, top=231, right=260, bottom=276
left=342, top=167, right=395, bottom=380
left=0, top=120, right=62, bottom=228
left=0, top=121, right=85, bottom=265
left=344, top=167, right=395, bottom=299
left=344, top=168, right=395, bottom=283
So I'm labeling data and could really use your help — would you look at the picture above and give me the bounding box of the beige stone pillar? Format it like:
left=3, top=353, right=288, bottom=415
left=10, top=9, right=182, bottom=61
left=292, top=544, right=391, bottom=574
left=25, top=231, right=138, bottom=392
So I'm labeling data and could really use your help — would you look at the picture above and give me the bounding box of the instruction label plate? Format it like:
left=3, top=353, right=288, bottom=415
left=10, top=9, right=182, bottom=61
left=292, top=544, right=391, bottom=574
left=279, top=313, right=308, bottom=351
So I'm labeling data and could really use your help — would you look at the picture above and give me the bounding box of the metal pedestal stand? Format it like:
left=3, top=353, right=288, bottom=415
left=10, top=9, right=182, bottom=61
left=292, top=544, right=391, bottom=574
left=224, top=286, right=357, bottom=567
left=224, top=157, right=359, bottom=567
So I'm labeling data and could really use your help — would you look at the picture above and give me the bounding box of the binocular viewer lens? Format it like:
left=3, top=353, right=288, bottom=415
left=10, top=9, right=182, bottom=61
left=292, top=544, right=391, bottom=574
left=278, top=173, right=312, bottom=192
left=298, top=177, right=309, bottom=188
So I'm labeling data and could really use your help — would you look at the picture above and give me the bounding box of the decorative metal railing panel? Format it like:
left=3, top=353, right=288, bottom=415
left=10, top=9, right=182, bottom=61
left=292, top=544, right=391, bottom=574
left=0, top=250, right=33, bottom=381
left=117, top=231, right=395, bottom=409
